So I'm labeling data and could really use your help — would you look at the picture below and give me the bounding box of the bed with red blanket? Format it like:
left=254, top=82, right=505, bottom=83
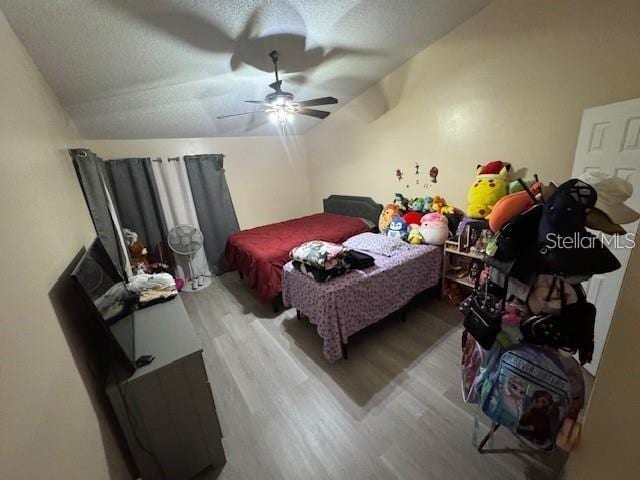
left=225, top=195, right=382, bottom=302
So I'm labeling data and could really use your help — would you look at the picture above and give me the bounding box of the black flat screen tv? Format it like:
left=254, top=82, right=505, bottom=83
left=71, top=238, right=137, bottom=374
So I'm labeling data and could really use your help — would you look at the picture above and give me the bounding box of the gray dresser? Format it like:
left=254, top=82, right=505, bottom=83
left=106, top=296, right=225, bottom=479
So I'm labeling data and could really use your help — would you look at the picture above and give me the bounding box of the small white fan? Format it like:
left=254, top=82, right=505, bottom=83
left=167, top=224, right=210, bottom=291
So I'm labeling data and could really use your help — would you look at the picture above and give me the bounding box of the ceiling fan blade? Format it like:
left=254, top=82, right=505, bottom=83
left=269, top=80, right=282, bottom=92
left=244, top=100, right=266, bottom=104
left=216, top=111, right=266, bottom=119
left=296, top=108, right=330, bottom=119
left=292, top=97, right=338, bottom=107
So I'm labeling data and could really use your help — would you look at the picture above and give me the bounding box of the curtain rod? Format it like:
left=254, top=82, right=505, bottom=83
left=140, top=155, right=224, bottom=163
left=151, top=157, right=181, bottom=163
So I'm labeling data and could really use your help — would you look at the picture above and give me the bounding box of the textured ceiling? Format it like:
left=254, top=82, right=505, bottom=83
left=1, top=0, right=489, bottom=138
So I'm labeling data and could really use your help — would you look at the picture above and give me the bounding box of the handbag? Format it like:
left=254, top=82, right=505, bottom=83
left=460, top=273, right=507, bottom=350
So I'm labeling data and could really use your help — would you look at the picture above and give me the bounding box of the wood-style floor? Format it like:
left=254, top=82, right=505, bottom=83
left=183, top=273, right=570, bottom=480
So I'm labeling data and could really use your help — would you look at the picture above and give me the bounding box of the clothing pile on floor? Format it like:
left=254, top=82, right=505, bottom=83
left=290, top=240, right=374, bottom=282
left=128, top=272, right=178, bottom=306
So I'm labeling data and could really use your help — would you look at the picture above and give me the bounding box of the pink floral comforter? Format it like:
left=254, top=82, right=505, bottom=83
left=282, top=237, right=442, bottom=362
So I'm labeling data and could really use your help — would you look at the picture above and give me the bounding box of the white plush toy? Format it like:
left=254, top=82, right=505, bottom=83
left=419, top=212, right=449, bottom=245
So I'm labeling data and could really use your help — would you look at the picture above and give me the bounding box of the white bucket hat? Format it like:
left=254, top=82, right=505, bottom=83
left=577, top=171, right=640, bottom=225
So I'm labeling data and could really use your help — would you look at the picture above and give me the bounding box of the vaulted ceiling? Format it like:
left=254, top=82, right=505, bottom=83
left=1, top=0, right=488, bottom=138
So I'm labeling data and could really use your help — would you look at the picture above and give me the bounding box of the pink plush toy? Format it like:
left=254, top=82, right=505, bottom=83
left=419, top=212, right=449, bottom=245
left=499, top=302, right=525, bottom=346
left=421, top=212, right=448, bottom=225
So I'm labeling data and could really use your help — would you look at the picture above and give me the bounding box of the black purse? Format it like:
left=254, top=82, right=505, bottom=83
left=460, top=273, right=506, bottom=350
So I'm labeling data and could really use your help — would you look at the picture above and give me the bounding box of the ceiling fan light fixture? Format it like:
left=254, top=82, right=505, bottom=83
left=269, top=107, right=290, bottom=125
left=219, top=51, right=337, bottom=127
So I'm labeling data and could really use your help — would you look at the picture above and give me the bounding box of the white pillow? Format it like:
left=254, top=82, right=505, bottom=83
left=343, top=232, right=408, bottom=257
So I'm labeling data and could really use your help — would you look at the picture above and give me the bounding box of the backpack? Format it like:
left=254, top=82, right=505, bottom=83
left=461, top=330, right=502, bottom=404
left=480, top=345, right=573, bottom=450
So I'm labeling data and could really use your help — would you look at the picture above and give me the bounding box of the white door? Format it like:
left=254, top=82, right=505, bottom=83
left=571, top=97, right=640, bottom=375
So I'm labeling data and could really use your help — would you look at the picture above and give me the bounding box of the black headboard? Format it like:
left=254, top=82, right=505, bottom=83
left=322, top=195, right=383, bottom=228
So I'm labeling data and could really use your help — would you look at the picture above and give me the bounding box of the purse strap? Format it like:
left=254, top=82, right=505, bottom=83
left=475, top=265, right=509, bottom=310
left=545, top=275, right=568, bottom=310
left=517, top=178, right=540, bottom=204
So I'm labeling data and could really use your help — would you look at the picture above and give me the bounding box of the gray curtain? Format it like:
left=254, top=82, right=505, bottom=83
left=105, top=158, right=168, bottom=250
left=70, top=149, right=125, bottom=276
left=184, top=154, right=239, bottom=274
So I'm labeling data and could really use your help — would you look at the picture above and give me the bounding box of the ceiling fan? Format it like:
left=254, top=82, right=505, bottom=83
left=217, top=50, right=338, bottom=126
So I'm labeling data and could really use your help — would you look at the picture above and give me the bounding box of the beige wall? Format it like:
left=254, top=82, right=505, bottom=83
left=3, top=0, right=640, bottom=477
left=85, top=135, right=312, bottom=230
left=304, top=0, right=640, bottom=212
left=566, top=245, right=640, bottom=478
left=0, top=9, right=130, bottom=480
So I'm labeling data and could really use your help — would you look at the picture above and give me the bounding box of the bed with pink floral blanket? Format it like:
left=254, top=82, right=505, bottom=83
left=282, top=233, right=442, bottom=362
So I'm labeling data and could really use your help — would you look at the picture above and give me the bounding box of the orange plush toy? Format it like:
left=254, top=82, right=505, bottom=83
left=488, top=181, right=542, bottom=232
left=129, top=240, right=169, bottom=274
left=379, top=204, right=401, bottom=233
left=130, top=241, right=151, bottom=273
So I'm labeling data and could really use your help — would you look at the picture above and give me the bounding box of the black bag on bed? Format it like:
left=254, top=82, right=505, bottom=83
left=292, top=261, right=348, bottom=282
left=345, top=250, right=375, bottom=269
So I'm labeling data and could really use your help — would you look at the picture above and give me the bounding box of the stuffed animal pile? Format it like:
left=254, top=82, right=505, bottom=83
left=379, top=192, right=462, bottom=245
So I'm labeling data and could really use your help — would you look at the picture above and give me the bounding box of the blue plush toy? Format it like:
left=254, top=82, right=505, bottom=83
left=423, top=195, right=434, bottom=212
left=387, top=215, right=409, bottom=240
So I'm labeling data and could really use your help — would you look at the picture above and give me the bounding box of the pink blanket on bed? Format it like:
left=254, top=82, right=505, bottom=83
left=282, top=235, right=442, bottom=362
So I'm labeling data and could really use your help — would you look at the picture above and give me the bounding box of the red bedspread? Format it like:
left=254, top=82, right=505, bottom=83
left=225, top=213, right=370, bottom=302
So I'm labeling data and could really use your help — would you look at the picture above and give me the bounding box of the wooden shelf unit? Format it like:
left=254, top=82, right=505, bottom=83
left=441, top=241, right=485, bottom=302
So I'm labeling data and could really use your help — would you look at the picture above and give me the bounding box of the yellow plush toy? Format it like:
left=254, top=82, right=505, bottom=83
left=467, top=161, right=510, bottom=218
left=441, top=205, right=457, bottom=215
left=431, top=195, right=447, bottom=213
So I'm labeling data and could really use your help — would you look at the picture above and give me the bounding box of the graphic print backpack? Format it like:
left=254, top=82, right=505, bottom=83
left=480, top=345, right=571, bottom=450
left=461, top=330, right=502, bottom=404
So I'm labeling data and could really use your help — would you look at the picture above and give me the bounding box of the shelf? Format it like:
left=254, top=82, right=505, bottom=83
left=444, top=248, right=484, bottom=260
left=445, top=273, right=476, bottom=289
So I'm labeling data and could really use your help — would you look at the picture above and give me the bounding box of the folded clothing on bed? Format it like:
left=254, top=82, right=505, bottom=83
left=292, top=261, right=348, bottom=282
left=290, top=241, right=349, bottom=270
left=290, top=240, right=377, bottom=283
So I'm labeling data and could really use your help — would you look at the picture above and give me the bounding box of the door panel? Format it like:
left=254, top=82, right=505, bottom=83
left=572, top=97, right=640, bottom=375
